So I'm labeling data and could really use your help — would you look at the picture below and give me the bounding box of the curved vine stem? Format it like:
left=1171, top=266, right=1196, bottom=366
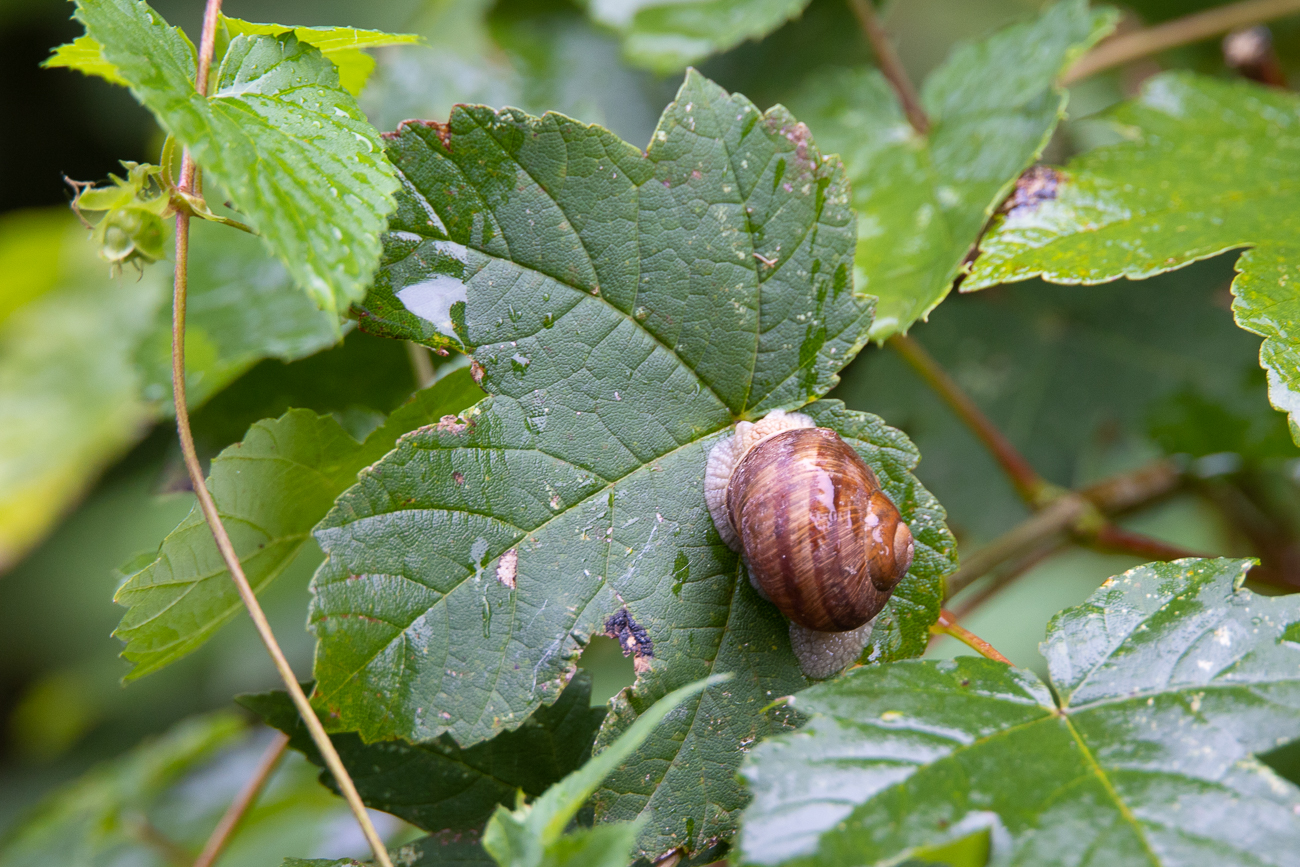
left=172, top=3, right=393, bottom=866
left=1064, top=0, right=1300, bottom=84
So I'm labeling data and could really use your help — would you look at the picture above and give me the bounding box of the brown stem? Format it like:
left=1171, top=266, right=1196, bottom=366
left=406, top=341, right=436, bottom=389
left=950, top=540, right=1065, bottom=621
left=1086, top=525, right=1207, bottom=561
left=191, top=732, right=289, bottom=867
left=126, top=814, right=192, bottom=866
left=932, top=609, right=1012, bottom=664
left=944, top=495, right=1091, bottom=598
left=1063, top=0, right=1300, bottom=84
left=1079, top=458, right=1181, bottom=514
left=847, top=0, right=930, bottom=134
left=945, top=457, right=1196, bottom=601
left=889, top=334, right=1047, bottom=504
left=172, top=4, right=393, bottom=866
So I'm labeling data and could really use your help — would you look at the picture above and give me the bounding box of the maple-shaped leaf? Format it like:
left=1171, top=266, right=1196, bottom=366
left=966, top=73, right=1300, bottom=444
left=788, top=0, right=1114, bottom=341
left=312, top=71, right=956, bottom=857
left=738, top=557, right=1300, bottom=866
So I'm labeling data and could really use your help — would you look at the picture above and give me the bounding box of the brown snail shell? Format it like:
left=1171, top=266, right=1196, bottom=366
left=704, top=411, right=914, bottom=678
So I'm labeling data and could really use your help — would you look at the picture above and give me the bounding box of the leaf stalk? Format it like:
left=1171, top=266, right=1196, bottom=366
left=931, top=609, right=1012, bottom=664
left=170, top=3, right=393, bottom=866
left=888, top=334, right=1047, bottom=504
left=1063, top=0, right=1300, bottom=84
left=847, top=0, right=930, bottom=135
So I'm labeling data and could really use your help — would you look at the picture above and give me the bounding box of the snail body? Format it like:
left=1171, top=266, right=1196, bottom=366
left=704, top=411, right=914, bottom=678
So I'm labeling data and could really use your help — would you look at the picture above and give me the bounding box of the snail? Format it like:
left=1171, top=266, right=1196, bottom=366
left=704, top=411, right=914, bottom=678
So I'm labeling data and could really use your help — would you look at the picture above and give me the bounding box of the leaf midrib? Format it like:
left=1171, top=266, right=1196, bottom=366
left=416, top=114, right=761, bottom=416
left=1061, top=712, right=1162, bottom=866
left=316, top=427, right=733, bottom=722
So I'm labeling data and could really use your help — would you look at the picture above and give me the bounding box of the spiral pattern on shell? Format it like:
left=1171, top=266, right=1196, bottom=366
left=727, top=426, right=913, bottom=632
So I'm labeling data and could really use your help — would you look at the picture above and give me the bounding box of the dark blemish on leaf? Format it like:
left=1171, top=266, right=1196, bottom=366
left=453, top=471, right=465, bottom=485
left=999, top=165, right=1063, bottom=216
left=691, top=169, right=702, bottom=180
left=604, top=608, right=653, bottom=672
left=470, top=360, right=486, bottom=385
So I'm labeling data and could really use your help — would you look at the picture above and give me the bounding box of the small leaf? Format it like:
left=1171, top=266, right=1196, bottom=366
left=737, top=558, right=1300, bottom=866
left=238, top=672, right=606, bottom=834
left=481, top=675, right=723, bottom=867
left=788, top=0, right=1115, bottom=341
left=584, top=0, right=811, bottom=74
left=74, top=0, right=399, bottom=316
left=43, top=33, right=139, bottom=86
left=114, top=368, right=482, bottom=680
left=316, top=71, right=955, bottom=857
left=219, top=16, right=421, bottom=96
left=966, top=73, right=1300, bottom=446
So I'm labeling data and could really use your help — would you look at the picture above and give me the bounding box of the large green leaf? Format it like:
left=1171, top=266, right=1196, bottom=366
left=239, top=672, right=605, bottom=834
left=583, top=0, right=811, bottom=74
left=787, top=0, right=1114, bottom=341
left=737, top=557, right=1300, bottom=866
left=313, top=71, right=955, bottom=858
left=73, top=0, right=399, bottom=316
left=965, top=73, right=1300, bottom=446
left=114, top=368, right=482, bottom=680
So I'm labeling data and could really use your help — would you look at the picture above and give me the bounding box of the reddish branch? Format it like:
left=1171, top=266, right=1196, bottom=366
left=932, top=610, right=1012, bottom=664
left=847, top=0, right=930, bottom=135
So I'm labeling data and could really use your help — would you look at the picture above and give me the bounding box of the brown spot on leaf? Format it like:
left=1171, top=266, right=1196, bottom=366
left=604, top=608, right=653, bottom=673
left=436, top=414, right=471, bottom=433
left=453, top=471, right=466, bottom=485
left=470, top=360, right=486, bottom=385
left=396, top=118, right=453, bottom=152
left=496, top=549, right=518, bottom=589
left=999, top=165, right=1063, bottom=216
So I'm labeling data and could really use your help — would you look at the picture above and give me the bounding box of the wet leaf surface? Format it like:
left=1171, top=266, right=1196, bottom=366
left=966, top=73, right=1300, bottom=444
left=312, top=71, right=955, bottom=857
left=739, top=558, right=1300, bottom=866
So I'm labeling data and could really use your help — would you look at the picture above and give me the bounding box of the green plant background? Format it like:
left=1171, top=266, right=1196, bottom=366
left=4, top=0, right=1300, bottom=864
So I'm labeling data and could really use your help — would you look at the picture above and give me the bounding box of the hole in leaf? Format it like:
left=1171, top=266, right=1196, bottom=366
left=576, top=636, right=635, bottom=708
left=1260, top=736, right=1300, bottom=787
